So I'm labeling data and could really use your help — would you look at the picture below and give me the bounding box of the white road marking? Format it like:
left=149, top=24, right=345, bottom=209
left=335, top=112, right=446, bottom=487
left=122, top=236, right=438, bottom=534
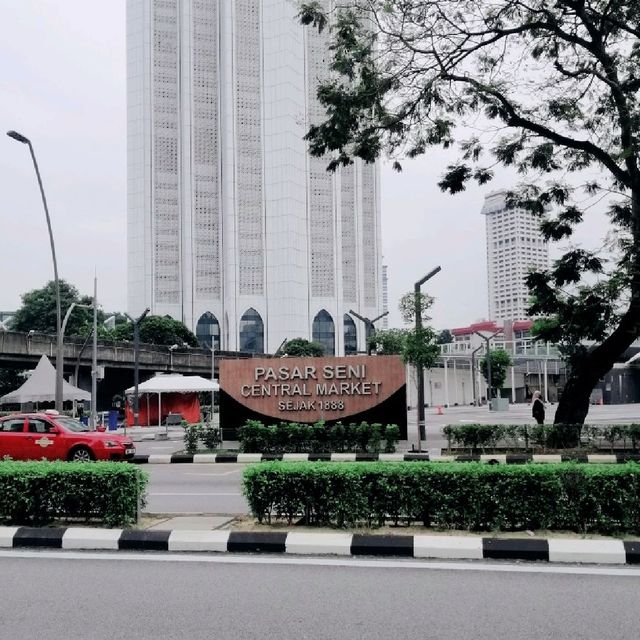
left=1, top=550, right=640, bottom=577
left=148, top=492, right=242, bottom=496
left=184, top=470, right=241, bottom=477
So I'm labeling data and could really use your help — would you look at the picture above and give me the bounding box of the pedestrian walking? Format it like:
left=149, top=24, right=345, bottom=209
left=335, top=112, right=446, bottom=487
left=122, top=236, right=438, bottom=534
left=531, top=390, right=545, bottom=425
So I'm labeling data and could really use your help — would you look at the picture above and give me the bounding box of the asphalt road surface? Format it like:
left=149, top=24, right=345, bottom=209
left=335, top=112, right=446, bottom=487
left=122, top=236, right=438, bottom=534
left=2, top=551, right=639, bottom=640
left=144, top=463, right=247, bottom=514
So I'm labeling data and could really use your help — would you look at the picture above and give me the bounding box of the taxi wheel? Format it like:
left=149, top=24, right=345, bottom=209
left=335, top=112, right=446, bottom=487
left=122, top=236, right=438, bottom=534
left=68, top=446, right=94, bottom=462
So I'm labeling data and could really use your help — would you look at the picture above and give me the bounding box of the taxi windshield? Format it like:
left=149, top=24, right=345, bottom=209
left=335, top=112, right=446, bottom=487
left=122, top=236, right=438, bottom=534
left=55, top=416, right=90, bottom=433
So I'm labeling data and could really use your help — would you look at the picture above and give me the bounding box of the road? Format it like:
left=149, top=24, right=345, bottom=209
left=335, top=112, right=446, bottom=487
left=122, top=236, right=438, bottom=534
left=144, top=463, right=246, bottom=514
left=1, top=551, right=639, bottom=639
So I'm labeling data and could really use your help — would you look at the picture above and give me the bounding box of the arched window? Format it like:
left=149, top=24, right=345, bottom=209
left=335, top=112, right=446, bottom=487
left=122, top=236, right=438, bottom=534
left=239, top=308, right=264, bottom=354
left=344, top=314, right=357, bottom=355
left=312, top=310, right=335, bottom=356
left=195, top=312, right=220, bottom=350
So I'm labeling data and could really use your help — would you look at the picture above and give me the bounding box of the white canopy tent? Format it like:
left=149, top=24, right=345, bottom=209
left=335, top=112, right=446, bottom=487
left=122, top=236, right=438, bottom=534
left=124, top=374, right=219, bottom=427
left=0, top=354, right=91, bottom=405
left=125, top=374, right=219, bottom=395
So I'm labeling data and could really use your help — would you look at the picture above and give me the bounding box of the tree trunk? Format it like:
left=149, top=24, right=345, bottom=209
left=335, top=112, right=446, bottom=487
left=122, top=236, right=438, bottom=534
left=554, top=310, right=640, bottom=427
left=553, top=374, right=594, bottom=426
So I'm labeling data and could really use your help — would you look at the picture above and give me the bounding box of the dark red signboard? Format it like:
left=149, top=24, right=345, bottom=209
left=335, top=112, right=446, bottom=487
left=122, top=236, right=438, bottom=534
left=219, top=355, right=407, bottom=438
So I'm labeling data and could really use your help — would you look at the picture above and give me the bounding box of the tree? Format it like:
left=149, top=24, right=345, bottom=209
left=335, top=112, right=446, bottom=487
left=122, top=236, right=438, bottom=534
left=369, top=328, right=408, bottom=355
left=282, top=337, right=325, bottom=356
left=11, top=280, right=100, bottom=337
left=480, top=349, right=513, bottom=399
left=0, top=368, right=26, bottom=397
left=108, top=315, right=199, bottom=348
left=398, top=292, right=433, bottom=325
left=370, top=327, right=440, bottom=370
left=402, top=325, right=441, bottom=371
left=298, top=1, right=640, bottom=425
left=437, top=329, right=453, bottom=345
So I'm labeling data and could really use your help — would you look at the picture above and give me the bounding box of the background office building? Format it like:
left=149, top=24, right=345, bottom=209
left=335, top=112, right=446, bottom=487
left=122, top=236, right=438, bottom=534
left=481, top=190, right=549, bottom=322
left=126, top=0, right=382, bottom=355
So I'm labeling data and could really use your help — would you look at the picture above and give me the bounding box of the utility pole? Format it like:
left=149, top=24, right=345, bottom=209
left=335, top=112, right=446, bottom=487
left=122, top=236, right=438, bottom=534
left=90, top=276, right=98, bottom=430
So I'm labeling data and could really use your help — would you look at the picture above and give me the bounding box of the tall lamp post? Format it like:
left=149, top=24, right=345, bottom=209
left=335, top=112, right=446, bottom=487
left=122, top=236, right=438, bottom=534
left=128, top=308, right=150, bottom=427
left=7, top=130, right=63, bottom=411
left=415, top=266, right=441, bottom=452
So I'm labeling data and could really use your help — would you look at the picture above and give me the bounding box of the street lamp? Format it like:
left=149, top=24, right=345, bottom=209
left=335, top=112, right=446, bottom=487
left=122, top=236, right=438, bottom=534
left=8, top=130, right=63, bottom=410
left=348, top=310, right=389, bottom=354
left=473, top=330, right=503, bottom=407
left=415, top=266, right=441, bottom=452
left=168, top=343, right=179, bottom=372
left=128, top=308, right=150, bottom=427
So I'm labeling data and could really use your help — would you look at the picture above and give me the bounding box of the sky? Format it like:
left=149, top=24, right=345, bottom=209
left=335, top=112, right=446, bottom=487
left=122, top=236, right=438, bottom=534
left=0, top=1, right=610, bottom=333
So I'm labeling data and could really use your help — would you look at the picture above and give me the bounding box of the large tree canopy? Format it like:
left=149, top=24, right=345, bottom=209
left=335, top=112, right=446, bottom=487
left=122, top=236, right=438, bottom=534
left=281, top=337, right=326, bottom=356
left=11, top=280, right=100, bottom=337
left=299, top=0, right=640, bottom=424
left=110, top=315, right=199, bottom=348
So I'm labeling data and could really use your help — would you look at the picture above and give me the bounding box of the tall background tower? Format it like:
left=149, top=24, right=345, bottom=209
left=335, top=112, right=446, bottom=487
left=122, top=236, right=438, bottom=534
left=481, top=190, right=549, bottom=322
left=126, top=0, right=382, bottom=355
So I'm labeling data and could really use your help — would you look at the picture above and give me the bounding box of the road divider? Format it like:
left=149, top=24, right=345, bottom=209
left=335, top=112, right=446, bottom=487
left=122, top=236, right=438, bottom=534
left=1, top=525, right=639, bottom=565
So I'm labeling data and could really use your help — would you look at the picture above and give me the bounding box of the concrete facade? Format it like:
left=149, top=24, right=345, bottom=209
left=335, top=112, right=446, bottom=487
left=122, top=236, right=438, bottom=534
left=126, top=0, right=382, bottom=356
left=481, top=190, right=549, bottom=322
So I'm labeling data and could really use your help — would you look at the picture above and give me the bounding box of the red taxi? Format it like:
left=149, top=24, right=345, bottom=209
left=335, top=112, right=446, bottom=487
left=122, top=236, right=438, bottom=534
left=0, top=412, right=135, bottom=462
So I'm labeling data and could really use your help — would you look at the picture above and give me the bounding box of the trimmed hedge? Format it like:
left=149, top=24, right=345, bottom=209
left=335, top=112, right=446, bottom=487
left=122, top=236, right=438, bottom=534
left=442, top=423, right=640, bottom=452
left=238, top=420, right=400, bottom=454
left=0, top=461, right=148, bottom=527
left=242, top=461, right=640, bottom=534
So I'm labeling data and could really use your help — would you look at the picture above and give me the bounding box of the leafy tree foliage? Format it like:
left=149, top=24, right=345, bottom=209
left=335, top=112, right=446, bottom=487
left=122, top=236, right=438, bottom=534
left=0, top=369, right=26, bottom=397
left=368, top=328, right=408, bottom=355
left=110, top=315, right=199, bottom=348
left=11, top=280, right=101, bottom=337
left=299, top=0, right=640, bottom=424
left=398, top=292, right=434, bottom=324
left=403, top=326, right=441, bottom=371
left=437, top=329, right=453, bottom=345
left=369, top=327, right=440, bottom=370
left=282, top=337, right=325, bottom=357
left=480, top=350, right=513, bottom=398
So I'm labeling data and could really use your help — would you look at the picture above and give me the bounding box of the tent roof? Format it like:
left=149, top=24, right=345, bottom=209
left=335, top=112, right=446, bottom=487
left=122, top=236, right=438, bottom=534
left=0, top=354, right=91, bottom=404
left=125, top=373, right=219, bottom=395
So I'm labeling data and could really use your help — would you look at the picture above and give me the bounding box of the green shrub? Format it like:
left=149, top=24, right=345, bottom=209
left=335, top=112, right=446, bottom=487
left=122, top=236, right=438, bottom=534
left=201, top=425, right=220, bottom=451
left=237, top=420, right=399, bottom=453
left=383, top=424, right=400, bottom=453
left=243, top=462, right=640, bottom=534
left=0, top=461, right=147, bottom=527
left=183, top=424, right=202, bottom=454
left=442, top=423, right=640, bottom=452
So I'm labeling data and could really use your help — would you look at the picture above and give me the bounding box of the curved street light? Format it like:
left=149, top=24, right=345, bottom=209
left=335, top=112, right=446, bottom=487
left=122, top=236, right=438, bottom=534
left=415, top=265, right=442, bottom=452
left=125, top=308, right=151, bottom=427
left=7, top=130, right=63, bottom=410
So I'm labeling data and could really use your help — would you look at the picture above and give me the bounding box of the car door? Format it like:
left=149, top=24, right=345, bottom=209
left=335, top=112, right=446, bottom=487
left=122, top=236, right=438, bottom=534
left=23, top=418, right=65, bottom=461
left=0, top=417, right=28, bottom=460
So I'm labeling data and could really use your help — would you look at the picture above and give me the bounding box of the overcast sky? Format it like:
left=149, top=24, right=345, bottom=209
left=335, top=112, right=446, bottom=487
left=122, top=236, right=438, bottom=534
left=0, top=1, right=609, bottom=332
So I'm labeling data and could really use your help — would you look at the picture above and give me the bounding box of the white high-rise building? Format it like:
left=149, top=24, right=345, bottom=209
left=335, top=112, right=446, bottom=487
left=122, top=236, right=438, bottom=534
left=481, top=190, right=549, bottom=322
left=381, top=264, right=389, bottom=329
left=126, top=0, right=382, bottom=355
